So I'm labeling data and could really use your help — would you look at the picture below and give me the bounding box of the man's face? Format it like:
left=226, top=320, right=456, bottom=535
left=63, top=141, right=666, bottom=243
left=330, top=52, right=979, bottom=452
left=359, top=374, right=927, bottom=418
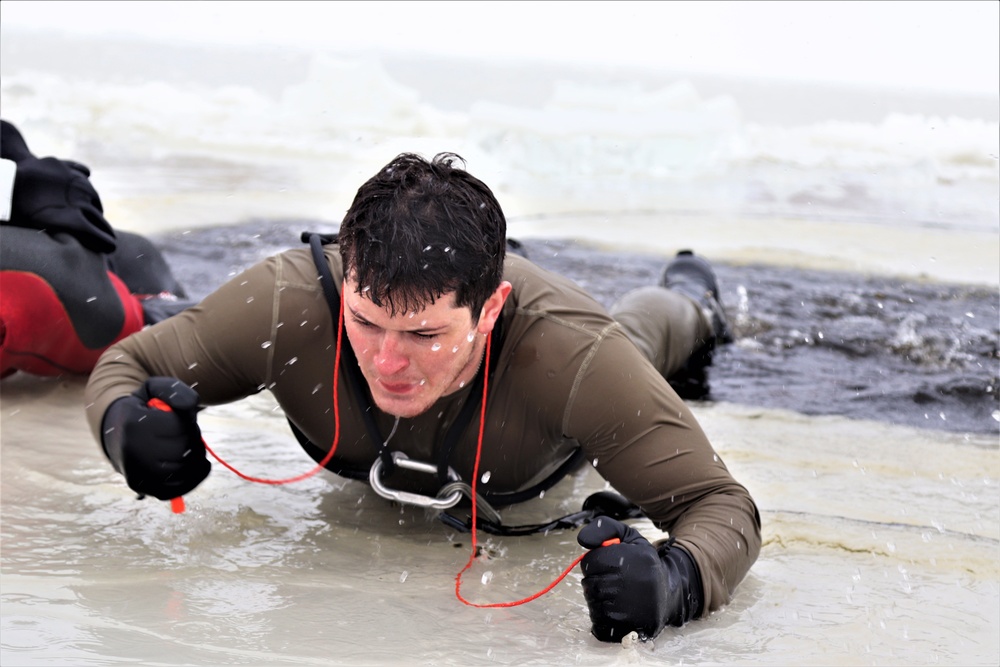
left=342, top=276, right=510, bottom=418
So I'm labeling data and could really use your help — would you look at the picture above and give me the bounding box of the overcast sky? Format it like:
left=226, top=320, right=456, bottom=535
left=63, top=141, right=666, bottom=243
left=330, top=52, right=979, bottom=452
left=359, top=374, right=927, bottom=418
left=3, top=0, right=998, bottom=96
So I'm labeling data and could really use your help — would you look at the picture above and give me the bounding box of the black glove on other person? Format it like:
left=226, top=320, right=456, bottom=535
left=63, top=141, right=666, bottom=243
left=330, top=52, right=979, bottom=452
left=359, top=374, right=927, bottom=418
left=577, top=515, right=704, bottom=642
left=100, top=377, right=210, bottom=500
left=2, top=119, right=116, bottom=253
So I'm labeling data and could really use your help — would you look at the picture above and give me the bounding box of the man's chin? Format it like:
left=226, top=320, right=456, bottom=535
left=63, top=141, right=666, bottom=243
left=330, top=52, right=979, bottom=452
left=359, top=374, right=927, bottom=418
left=371, top=391, right=429, bottom=419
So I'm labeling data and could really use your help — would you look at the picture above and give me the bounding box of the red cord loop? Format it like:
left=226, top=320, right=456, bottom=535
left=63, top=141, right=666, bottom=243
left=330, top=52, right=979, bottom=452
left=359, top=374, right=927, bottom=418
left=201, top=293, right=346, bottom=485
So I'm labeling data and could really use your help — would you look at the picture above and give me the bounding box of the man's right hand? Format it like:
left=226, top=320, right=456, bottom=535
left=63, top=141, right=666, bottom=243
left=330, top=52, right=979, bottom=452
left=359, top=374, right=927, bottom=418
left=100, top=377, right=210, bottom=500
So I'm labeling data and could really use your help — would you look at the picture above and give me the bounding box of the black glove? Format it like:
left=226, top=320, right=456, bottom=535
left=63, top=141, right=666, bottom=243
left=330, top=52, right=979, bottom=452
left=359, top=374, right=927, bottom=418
left=2, top=120, right=116, bottom=253
left=577, top=516, right=704, bottom=642
left=100, top=377, right=210, bottom=501
left=1, top=119, right=33, bottom=162
left=9, top=157, right=117, bottom=253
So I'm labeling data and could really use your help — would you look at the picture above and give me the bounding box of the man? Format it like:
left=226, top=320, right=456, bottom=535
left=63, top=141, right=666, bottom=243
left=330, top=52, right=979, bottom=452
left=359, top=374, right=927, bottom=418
left=0, top=119, right=193, bottom=377
left=85, top=152, right=760, bottom=642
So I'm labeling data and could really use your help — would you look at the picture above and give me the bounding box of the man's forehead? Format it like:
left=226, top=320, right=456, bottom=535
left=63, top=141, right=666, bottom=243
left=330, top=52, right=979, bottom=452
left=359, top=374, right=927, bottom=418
left=343, top=275, right=462, bottom=315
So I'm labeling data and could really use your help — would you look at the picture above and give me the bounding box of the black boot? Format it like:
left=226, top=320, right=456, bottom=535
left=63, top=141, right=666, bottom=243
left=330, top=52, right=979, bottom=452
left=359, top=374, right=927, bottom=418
left=661, top=250, right=733, bottom=399
left=661, top=250, right=733, bottom=344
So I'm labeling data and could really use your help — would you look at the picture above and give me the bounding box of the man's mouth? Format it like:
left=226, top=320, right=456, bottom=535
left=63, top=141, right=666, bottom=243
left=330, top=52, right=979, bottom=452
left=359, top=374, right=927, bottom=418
left=376, top=378, right=418, bottom=395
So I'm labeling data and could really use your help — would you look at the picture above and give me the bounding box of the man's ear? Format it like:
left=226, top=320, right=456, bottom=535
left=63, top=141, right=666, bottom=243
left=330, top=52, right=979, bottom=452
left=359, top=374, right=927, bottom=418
left=477, top=281, right=512, bottom=334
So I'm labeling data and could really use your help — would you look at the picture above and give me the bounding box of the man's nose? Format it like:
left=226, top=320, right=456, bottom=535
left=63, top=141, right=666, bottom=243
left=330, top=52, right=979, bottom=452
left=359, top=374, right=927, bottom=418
left=373, top=333, right=409, bottom=376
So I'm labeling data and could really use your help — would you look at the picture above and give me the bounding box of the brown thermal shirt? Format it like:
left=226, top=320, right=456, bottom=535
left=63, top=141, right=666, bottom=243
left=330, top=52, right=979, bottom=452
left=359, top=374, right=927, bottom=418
left=85, top=247, right=760, bottom=614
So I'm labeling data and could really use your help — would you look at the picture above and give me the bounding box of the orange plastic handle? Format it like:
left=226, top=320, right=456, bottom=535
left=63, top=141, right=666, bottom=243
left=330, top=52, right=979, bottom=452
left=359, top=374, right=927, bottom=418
left=147, top=398, right=186, bottom=514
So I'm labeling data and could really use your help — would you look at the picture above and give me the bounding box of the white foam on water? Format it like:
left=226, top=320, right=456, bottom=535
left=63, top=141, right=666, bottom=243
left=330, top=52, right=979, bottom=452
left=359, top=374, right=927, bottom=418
left=3, top=34, right=996, bottom=284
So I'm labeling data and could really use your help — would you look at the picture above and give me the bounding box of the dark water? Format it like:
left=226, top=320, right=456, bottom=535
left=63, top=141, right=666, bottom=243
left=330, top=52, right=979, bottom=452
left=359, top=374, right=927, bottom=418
left=155, top=220, right=1000, bottom=436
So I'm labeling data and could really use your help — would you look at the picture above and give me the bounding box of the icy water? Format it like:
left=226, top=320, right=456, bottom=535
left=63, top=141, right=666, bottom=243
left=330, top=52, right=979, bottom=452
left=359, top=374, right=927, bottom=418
left=2, top=366, right=997, bottom=666
left=3, top=221, right=999, bottom=667
left=13, top=220, right=996, bottom=667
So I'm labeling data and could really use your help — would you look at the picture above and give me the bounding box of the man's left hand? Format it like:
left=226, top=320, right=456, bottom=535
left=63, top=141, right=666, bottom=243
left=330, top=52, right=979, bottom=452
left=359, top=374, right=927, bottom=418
left=577, top=515, right=703, bottom=642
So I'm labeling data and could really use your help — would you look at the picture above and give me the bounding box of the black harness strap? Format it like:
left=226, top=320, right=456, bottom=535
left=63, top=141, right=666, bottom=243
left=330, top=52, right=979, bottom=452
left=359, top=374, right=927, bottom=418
left=305, top=232, right=390, bottom=472
left=433, top=309, right=504, bottom=487
left=440, top=488, right=645, bottom=536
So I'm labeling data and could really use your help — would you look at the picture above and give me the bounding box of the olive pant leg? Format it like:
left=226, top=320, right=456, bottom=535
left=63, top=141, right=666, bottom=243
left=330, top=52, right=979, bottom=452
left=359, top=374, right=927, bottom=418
left=610, top=286, right=713, bottom=379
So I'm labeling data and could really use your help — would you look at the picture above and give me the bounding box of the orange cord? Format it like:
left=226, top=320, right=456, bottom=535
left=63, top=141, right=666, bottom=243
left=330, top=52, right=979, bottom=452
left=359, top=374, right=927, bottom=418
left=199, top=292, right=346, bottom=485
left=452, top=333, right=620, bottom=608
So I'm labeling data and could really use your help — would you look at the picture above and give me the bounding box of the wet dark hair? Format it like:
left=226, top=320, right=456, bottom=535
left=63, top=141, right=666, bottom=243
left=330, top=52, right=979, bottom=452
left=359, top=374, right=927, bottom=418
left=338, top=152, right=507, bottom=321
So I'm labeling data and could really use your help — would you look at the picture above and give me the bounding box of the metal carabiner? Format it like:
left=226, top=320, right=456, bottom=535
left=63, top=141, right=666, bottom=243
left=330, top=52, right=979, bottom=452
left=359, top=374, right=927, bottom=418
left=368, top=451, right=464, bottom=509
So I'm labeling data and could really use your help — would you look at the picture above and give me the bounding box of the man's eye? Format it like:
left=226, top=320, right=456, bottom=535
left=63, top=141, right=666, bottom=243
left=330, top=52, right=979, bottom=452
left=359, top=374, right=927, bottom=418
left=412, top=332, right=438, bottom=340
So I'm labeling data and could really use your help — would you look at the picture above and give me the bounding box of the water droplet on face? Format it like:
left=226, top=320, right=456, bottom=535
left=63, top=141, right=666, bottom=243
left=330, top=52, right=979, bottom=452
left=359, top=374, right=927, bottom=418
left=452, top=346, right=459, bottom=353
left=481, top=471, right=491, bottom=484
left=431, top=343, right=442, bottom=351
left=467, top=331, right=476, bottom=342
left=261, top=341, right=272, bottom=349
left=419, top=379, right=427, bottom=386
left=458, top=381, right=466, bottom=388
